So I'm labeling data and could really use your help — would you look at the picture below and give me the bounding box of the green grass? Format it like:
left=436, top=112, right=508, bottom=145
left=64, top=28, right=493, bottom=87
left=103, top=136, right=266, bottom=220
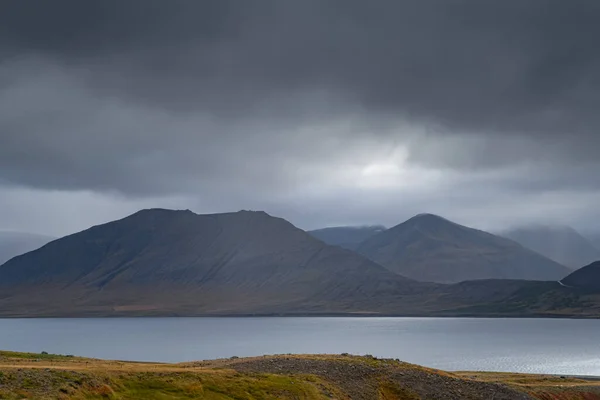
left=0, top=350, right=78, bottom=361
left=378, top=381, right=420, bottom=400
left=0, top=367, right=336, bottom=399
left=106, top=371, right=341, bottom=399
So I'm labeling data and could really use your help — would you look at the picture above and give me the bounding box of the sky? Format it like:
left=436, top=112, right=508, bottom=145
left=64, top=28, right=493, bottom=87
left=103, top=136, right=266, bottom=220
left=1, top=0, right=600, bottom=237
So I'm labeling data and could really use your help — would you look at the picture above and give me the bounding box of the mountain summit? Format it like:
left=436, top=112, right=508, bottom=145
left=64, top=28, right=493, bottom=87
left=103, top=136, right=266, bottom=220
left=356, top=213, right=571, bottom=283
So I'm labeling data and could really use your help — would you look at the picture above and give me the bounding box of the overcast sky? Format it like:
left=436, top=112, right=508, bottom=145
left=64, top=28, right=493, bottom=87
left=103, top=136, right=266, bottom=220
left=1, top=0, right=600, bottom=237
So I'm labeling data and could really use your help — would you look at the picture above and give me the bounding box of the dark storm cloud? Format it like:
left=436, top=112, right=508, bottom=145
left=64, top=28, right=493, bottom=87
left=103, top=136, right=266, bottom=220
left=1, top=0, right=600, bottom=231
left=3, top=0, right=600, bottom=132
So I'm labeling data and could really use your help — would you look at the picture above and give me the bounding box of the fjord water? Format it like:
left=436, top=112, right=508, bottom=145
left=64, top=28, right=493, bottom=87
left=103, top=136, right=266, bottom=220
left=2, top=317, right=599, bottom=375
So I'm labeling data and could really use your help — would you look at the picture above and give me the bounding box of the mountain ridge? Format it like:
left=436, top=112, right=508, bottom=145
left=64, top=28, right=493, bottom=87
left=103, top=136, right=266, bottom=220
left=356, top=213, right=571, bottom=283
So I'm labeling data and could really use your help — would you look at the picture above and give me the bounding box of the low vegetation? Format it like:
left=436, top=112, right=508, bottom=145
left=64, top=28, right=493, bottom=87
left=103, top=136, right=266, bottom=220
left=0, top=351, right=599, bottom=399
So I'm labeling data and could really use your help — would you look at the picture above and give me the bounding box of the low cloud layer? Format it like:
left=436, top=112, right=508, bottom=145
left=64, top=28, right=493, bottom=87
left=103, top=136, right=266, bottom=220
left=1, top=0, right=600, bottom=236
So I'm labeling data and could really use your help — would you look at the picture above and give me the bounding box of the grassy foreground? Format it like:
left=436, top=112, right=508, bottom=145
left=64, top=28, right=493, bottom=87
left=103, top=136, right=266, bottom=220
left=0, top=351, right=599, bottom=399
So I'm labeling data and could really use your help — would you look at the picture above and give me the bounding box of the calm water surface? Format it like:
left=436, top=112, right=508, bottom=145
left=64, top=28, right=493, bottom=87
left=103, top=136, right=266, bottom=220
left=1, top=317, right=598, bottom=375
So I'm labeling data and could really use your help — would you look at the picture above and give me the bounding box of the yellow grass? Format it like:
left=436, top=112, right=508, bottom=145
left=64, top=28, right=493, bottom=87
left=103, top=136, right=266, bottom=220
left=1, top=351, right=599, bottom=399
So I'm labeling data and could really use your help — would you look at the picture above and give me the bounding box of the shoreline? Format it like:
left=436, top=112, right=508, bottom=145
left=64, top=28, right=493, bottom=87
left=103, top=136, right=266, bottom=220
left=0, top=312, right=598, bottom=319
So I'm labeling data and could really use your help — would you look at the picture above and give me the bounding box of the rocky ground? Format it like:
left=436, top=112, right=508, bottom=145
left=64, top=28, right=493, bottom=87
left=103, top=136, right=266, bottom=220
left=1, top=350, right=600, bottom=399
left=222, top=355, right=530, bottom=399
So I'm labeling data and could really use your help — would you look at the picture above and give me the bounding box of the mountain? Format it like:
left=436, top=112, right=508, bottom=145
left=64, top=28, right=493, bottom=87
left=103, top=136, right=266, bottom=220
left=501, top=225, right=600, bottom=269
left=356, top=213, right=571, bottom=283
left=561, top=261, right=600, bottom=291
left=0, top=209, right=427, bottom=316
left=586, top=232, right=600, bottom=250
left=308, top=225, right=386, bottom=250
left=0, top=231, right=55, bottom=265
left=1, top=209, right=598, bottom=318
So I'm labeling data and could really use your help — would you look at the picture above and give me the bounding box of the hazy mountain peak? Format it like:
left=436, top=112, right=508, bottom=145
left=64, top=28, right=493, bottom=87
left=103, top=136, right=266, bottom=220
left=311, top=224, right=386, bottom=232
left=501, top=224, right=600, bottom=269
left=386, top=213, right=474, bottom=244
left=507, top=224, right=577, bottom=235
left=400, top=213, right=459, bottom=230
left=348, top=225, right=385, bottom=230
left=308, top=225, right=387, bottom=250
left=413, top=213, right=445, bottom=220
left=588, top=232, right=600, bottom=250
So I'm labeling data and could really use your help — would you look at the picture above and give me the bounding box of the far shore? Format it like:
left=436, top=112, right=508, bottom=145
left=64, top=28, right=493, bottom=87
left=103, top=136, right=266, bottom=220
left=0, top=311, right=599, bottom=319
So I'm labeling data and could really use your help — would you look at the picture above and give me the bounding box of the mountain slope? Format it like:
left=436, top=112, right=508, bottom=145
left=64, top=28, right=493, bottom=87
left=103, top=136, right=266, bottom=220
left=501, top=225, right=600, bottom=269
left=587, top=232, right=600, bottom=250
left=356, top=214, right=571, bottom=283
left=308, top=225, right=385, bottom=250
left=561, top=261, right=600, bottom=291
left=0, top=231, right=55, bottom=265
left=0, top=209, right=424, bottom=316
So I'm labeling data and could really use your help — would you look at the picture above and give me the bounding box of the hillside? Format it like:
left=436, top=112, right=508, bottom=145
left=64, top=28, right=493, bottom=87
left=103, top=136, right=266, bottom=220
left=562, top=261, right=600, bottom=291
left=428, top=279, right=600, bottom=318
left=501, top=225, right=600, bottom=269
left=1, top=351, right=599, bottom=399
left=356, top=214, right=571, bottom=283
left=308, top=225, right=386, bottom=250
left=0, top=209, right=426, bottom=316
left=0, top=231, right=54, bottom=265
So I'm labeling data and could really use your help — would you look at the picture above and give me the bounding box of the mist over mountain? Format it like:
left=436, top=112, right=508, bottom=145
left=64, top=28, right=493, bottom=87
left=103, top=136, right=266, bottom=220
left=356, top=214, right=571, bottom=283
left=586, top=233, right=600, bottom=250
left=501, top=225, right=600, bottom=269
left=308, top=226, right=386, bottom=250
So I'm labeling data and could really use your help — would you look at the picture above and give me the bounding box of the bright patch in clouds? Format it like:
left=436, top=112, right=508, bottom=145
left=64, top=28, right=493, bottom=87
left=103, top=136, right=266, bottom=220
left=360, top=162, right=404, bottom=188
left=357, top=146, right=442, bottom=190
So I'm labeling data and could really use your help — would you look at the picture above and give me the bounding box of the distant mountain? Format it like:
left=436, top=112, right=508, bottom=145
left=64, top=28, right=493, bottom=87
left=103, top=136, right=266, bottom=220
left=501, top=225, right=600, bottom=269
left=0, top=209, right=426, bottom=316
left=586, top=232, right=600, bottom=250
left=356, top=213, right=571, bottom=283
left=561, top=261, right=600, bottom=291
left=308, top=225, right=386, bottom=250
left=0, top=231, right=54, bottom=265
